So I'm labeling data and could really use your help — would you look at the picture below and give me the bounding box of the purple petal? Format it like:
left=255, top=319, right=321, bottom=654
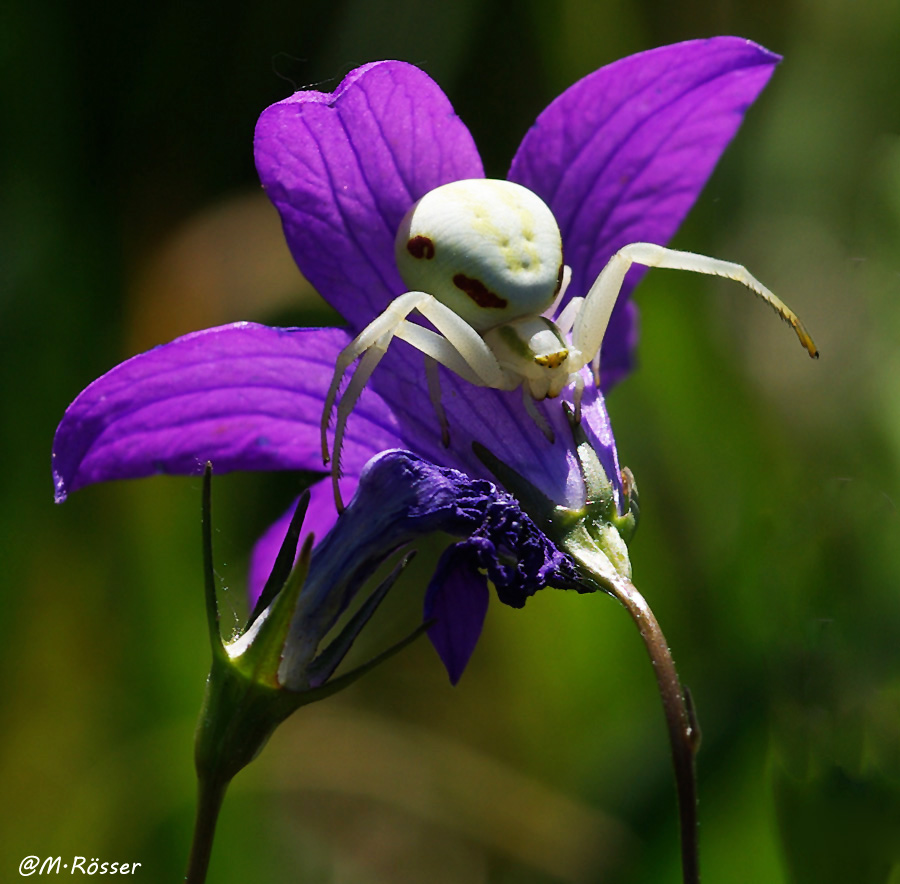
left=52, top=323, right=403, bottom=502
left=424, top=546, right=490, bottom=686
left=255, top=61, right=484, bottom=330
left=509, top=37, right=780, bottom=388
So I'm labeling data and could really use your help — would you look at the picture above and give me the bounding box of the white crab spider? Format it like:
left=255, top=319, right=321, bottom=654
left=321, top=179, right=817, bottom=510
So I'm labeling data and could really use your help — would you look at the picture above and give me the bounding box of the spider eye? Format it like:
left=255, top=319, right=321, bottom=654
left=395, top=179, right=563, bottom=332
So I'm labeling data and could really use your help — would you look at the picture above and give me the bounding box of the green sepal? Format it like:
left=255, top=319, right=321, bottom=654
left=247, top=490, right=311, bottom=628
left=300, top=619, right=433, bottom=705
left=201, top=464, right=227, bottom=664
left=195, top=474, right=428, bottom=790
left=194, top=558, right=431, bottom=787
left=474, top=406, right=640, bottom=585
left=194, top=648, right=299, bottom=786
left=194, top=530, right=315, bottom=786
left=232, top=534, right=314, bottom=689
left=563, top=403, right=638, bottom=545
left=305, top=551, right=416, bottom=688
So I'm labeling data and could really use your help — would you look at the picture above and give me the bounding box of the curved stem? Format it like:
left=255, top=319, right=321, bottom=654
left=184, top=774, right=229, bottom=884
left=605, top=575, right=700, bottom=884
left=473, top=427, right=698, bottom=877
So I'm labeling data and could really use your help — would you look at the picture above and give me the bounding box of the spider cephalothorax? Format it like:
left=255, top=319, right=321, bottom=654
left=321, top=179, right=817, bottom=509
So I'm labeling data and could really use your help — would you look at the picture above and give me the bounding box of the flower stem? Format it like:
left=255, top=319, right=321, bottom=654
left=474, top=432, right=698, bottom=877
left=184, top=772, right=229, bottom=884
left=604, top=574, right=700, bottom=884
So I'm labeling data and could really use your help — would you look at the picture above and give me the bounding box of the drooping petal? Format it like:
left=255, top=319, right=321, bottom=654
left=424, top=545, right=490, bottom=686
left=277, top=450, right=583, bottom=687
left=509, top=37, right=780, bottom=389
left=52, top=323, right=402, bottom=502
left=254, top=61, right=484, bottom=330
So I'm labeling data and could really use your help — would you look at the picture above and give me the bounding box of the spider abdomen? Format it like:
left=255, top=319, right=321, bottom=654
left=395, top=179, right=564, bottom=332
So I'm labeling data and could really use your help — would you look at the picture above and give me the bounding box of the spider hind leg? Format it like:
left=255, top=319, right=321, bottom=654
left=425, top=355, right=451, bottom=447
left=522, top=387, right=555, bottom=443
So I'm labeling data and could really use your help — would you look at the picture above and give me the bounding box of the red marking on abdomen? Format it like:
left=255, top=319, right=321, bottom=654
left=452, top=274, right=508, bottom=309
left=407, top=235, right=436, bottom=259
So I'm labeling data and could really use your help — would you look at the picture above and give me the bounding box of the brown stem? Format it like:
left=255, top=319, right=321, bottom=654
left=606, top=574, right=700, bottom=884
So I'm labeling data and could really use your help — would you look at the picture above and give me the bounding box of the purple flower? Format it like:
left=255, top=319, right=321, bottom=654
left=52, top=39, right=778, bottom=680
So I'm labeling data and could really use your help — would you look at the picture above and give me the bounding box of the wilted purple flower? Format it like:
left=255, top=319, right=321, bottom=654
left=281, top=448, right=581, bottom=687
left=53, top=39, right=778, bottom=679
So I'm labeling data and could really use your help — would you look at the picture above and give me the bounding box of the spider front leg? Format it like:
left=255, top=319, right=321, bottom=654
left=570, top=242, right=819, bottom=389
left=321, top=291, right=429, bottom=469
left=321, top=292, right=511, bottom=510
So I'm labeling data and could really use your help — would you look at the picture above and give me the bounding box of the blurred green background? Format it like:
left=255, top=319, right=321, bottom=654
left=2, top=0, right=899, bottom=881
